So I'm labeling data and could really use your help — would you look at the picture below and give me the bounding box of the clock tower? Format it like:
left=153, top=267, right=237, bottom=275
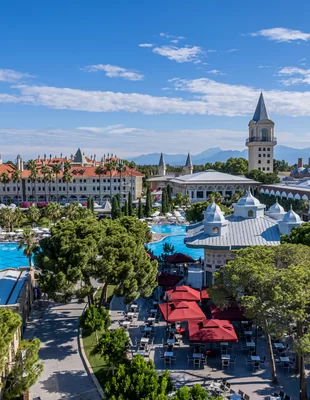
left=246, top=93, right=277, bottom=172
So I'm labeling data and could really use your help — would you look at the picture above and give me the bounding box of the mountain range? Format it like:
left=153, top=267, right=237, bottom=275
left=129, top=146, right=310, bottom=166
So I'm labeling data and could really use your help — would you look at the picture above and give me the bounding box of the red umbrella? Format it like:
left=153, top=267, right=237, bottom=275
left=157, top=273, right=183, bottom=287
left=166, top=253, right=196, bottom=263
left=165, top=285, right=201, bottom=302
left=159, top=300, right=205, bottom=322
left=188, top=318, right=238, bottom=343
left=200, top=287, right=211, bottom=301
left=210, top=302, right=245, bottom=321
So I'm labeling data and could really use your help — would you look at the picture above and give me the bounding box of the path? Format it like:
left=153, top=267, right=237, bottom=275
left=24, top=300, right=102, bottom=400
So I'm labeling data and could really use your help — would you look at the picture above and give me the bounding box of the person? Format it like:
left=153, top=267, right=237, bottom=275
left=183, top=263, right=188, bottom=278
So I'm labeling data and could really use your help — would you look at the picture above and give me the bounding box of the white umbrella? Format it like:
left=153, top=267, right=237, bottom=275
left=42, top=233, right=50, bottom=238
left=166, top=212, right=172, bottom=217
left=151, top=211, right=160, bottom=217
left=139, top=218, right=145, bottom=222
left=174, top=211, right=181, bottom=217
left=32, top=227, right=40, bottom=231
left=41, top=228, right=50, bottom=232
left=8, top=232, right=16, bottom=236
left=35, top=230, right=44, bottom=234
left=15, top=229, right=24, bottom=233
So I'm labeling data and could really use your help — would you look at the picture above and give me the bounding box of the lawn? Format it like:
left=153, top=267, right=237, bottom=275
left=94, top=285, right=116, bottom=306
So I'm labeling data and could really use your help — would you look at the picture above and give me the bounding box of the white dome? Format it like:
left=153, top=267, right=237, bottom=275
left=268, top=201, right=285, bottom=214
left=206, top=208, right=226, bottom=223
left=282, top=208, right=301, bottom=223
left=206, top=201, right=221, bottom=213
left=237, top=191, right=261, bottom=206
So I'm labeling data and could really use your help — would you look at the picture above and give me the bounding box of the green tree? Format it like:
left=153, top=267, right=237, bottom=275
left=138, top=198, right=144, bottom=219
left=95, top=328, right=129, bottom=375
left=44, top=202, right=61, bottom=225
left=0, top=309, right=21, bottom=375
left=104, top=355, right=173, bottom=399
left=185, top=201, right=232, bottom=223
left=106, top=160, right=116, bottom=200
left=281, top=222, right=310, bottom=245
left=11, top=169, right=22, bottom=206
left=172, top=384, right=221, bottom=400
left=145, top=187, right=152, bottom=217
left=207, top=191, right=222, bottom=204
left=173, top=192, right=190, bottom=207
left=1, top=172, right=11, bottom=203
left=4, top=338, right=43, bottom=400
left=161, top=188, right=167, bottom=214
left=41, top=165, right=51, bottom=202
left=0, top=208, right=16, bottom=232
left=128, top=191, right=133, bottom=216
left=80, top=305, right=111, bottom=340
left=123, top=199, right=128, bottom=216
left=163, top=242, right=175, bottom=255
left=273, top=159, right=290, bottom=173
left=62, top=170, right=72, bottom=203
left=27, top=205, right=41, bottom=226
left=52, top=163, right=61, bottom=202
left=119, top=216, right=152, bottom=245
left=28, top=161, right=38, bottom=202
left=95, top=165, right=105, bottom=204
left=18, top=229, right=39, bottom=267
left=245, top=169, right=280, bottom=184
left=111, top=196, right=121, bottom=219
left=116, top=160, right=126, bottom=199
left=13, top=207, right=24, bottom=228
left=222, top=157, right=248, bottom=175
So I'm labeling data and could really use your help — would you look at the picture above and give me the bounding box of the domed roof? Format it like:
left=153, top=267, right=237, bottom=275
left=205, top=201, right=222, bottom=213
left=301, top=168, right=310, bottom=175
left=237, top=191, right=261, bottom=206
left=282, top=207, right=301, bottom=223
left=268, top=200, right=285, bottom=214
left=291, top=167, right=305, bottom=175
left=206, top=208, right=226, bottom=223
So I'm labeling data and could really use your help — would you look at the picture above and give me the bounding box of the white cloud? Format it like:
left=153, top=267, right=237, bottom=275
left=207, top=69, right=226, bottom=76
left=152, top=45, right=204, bottom=63
left=159, top=33, right=185, bottom=40
left=258, top=65, right=271, bottom=68
left=278, top=66, right=310, bottom=86
left=83, top=64, right=144, bottom=81
left=250, top=27, right=310, bottom=42
left=226, top=49, right=239, bottom=53
left=0, top=68, right=33, bottom=83
left=170, top=40, right=179, bottom=44
left=139, top=43, right=153, bottom=48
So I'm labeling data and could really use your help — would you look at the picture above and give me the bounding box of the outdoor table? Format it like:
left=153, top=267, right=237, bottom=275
left=121, top=321, right=131, bottom=327
left=209, top=381, right=222, bottom=390
left=153, top=301, right=158, bottom=305
left=150, top=309, right=157, bottom=313
left=192, top=353, right=202, bottom=359
left=143, top=327, right=152, bottom=332
left=246, top=342, right=255, bottom=347
left=127, top=312, right=136, bottom=317
left=251, top=355, right=260, bottom=361
left=220, top=342, right=228, bottom=346
left=134, top=350, right=148, bottom=357
left=230, top=394, right=241, bottom=400
left=274, top=343, right=285, bottom=349
left=147, top=317, right=155, bottom=322
left=221, top=354, right=230, bottom=360
left=164, top=351, right=174, bottom=357
left=280, top=356, right=290, bottom=363
left=140, top=337, right=149, bottom=343
left=167, top=338, right=175, bottom=344
left=130, top=304, right=138, bottom=309
left=244, top=331, right=253, bottom=335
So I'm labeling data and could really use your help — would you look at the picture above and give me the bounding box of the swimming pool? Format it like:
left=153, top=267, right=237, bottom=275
left=151, top=224, right=187, bottom=235
left=146, top=234, right=203, bottom=260
left=0, top=243, right=30, bottom=270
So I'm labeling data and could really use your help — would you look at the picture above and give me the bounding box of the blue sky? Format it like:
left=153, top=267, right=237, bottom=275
left=1, top=0, right=310, bottom=160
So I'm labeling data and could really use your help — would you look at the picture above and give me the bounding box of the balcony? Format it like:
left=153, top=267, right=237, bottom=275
left=246, top=137, right=277, bottom=145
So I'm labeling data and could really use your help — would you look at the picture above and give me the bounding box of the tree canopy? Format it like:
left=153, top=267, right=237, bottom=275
left=185, top=200, right=232, bottom=223
left=80, top=305, right=111, bottom=335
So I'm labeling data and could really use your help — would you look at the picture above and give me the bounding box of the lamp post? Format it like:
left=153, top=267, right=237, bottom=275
left=165, top=293, right=172, bottom=327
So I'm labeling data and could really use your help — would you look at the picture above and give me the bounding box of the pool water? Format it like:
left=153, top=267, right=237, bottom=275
left=146, top=234, right=203, bottom=260
left=0, top=243, right=30, bottom=270
left=151, top=225, right=187, bottom=235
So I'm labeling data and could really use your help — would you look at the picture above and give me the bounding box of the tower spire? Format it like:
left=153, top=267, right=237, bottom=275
left=253, top=92, right=269, bottom=122
left=159, top=153, right=165, bottom=167
left=185, top=152, right=192, bottom=167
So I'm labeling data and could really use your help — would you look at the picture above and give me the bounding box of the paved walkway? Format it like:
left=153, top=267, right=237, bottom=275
left=24, top=300, right=102, bottom=400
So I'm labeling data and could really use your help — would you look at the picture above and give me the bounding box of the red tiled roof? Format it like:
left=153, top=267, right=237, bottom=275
left=0, top=164, right=16, bottom=174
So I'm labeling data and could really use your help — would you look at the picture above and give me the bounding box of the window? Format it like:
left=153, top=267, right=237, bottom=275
left=258, top=167, right=261, bottom=170
left=93, top=187, right=95, bottom=191
left=79, top=179, right=82, bottom=183
left=28, top=187, right=30, bottom=191
left=83, top=179, right=86, bottom=183
left=59, top=179, right=61, bottom=183
left=258, top=154, right=261, bottom=157
left=93, top=179, right=95, bottom=183
left=114, top=179, right=116, bottom=183
left=80, top=187, right=83, bottom=191
left=97, top=179, right=99, bottom=182
left=263, top=147, right=266, bottom=151
left=248, top=210, right=254, bottom=217
left=251, top=128, right=255, bottom=137
left=258, top=147, right=261, bottom=151
left=118, top=179, right=120, bottom=182
left=263, top=154, right=266, bottom=157
left=267, top=160, right=270, bottom=164
left=267, top=167, right=270, bottom=171
left=262, top=167, right=265, bottom=171
left=13, top=187, right=16, bottom=191
left=114, top=186, right=117, bottom=190
left=196, top=191, right=204, bottom=199
left=213, top=227, right=219, bottom=234
left=103, top=179, right=106, bottom=182
left=267, top=147, right=270, bottom=151
left=258, top=160, right=261, bottom=164
left=267, top=154, right=270, bottom=158
left=38, top=187, right=41, bottom=191
left=63, top=187, right=65, bottom=191
left=69, top=187, right=72, bottom=191
left=73, top=179, right=76, bottom=183
left=28, top=179, right=30, bottom=183
left=84, top=187, right=87, bottom=191
left=59, top=187, right=62, bottom=191
left=52, top=187, right=55, bottom=191
left=261, top=128, right=268, bottom=141
left=103, top=186, right=106, bottom=191
left=97, top=186, right=100, bottom=190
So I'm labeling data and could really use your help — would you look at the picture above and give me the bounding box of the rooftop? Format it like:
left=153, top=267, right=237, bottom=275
left=169, top=170, right=259, bottom=184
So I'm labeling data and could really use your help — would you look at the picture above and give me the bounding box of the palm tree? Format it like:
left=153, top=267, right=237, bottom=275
left=64, top=161, right=71, bottom=172
left=18, top=229, right=38, bottom=267
left=0, top=207, right=15, bottom=231
left=11, top=169, right=22, bottom=206
left=65, top=202, right=81, bottom=220
left=27, top=205, right=41, bottom=227
left=63, top=171, right=72, bottom=204
left=1, top=172, right=11, bottom=204
left=29, top=163, right=38, bottom=202
left=44, top=202, right=61, bottom=225
left=52, top=164, right=61, bottom=202
left=116, top=160, right=126, bottom=200
left=14, top=207, right=24, bottom=228
left=95, top=165, right=104, bottom=205
left=41, top=165, right=51, bottom=202
left=106, top=160, right=116, bottom=201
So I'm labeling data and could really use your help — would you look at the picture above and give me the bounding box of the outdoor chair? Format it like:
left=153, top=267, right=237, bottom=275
left=194, top=358, right=201, bottom=368
left=171, top=354, right=177, bottom=362
left=283, top=362, right=290, bottom=371
left=260, top=356, right=266, bottom=366
left=222, top=360, right=229, bottom=369
left=284, top=396, right=291, bottom=400
left=164, top=357, right=171, bottom=366
left=230, top=356, right=237, bottom=367
left=187, top=355, right=194, bottom=364
left=230, top=389, right=235, bottom=394
left=253, top=361, right=260, bottom=371
left=238, top=390, right=244, bottom=399
left=244, top=395, right=250, bottom=400
left=279, top=391, right=285, bottom=398
left=246, top=357, right=252, bottom=367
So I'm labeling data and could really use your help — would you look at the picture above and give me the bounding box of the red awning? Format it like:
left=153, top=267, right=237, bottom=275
left=159, top=300, right=205, bottom=322
left=165, top=285, right=201, bottom=302
left=188, top=318, right=238, bottom=343
left=210, top=302, right=245, bottom=321
left=158, top=273, right=183, bottom=287
left=166, top=253, right=196, bottom=263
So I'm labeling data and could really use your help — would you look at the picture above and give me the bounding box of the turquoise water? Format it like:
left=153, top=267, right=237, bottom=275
left=151, top=225, right=187, bottom=235
left=147, top=234, right=203, bottom=260
left=0, top=243, right=30, bottom=270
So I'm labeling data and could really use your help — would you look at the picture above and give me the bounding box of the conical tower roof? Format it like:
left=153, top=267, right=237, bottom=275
left=253, top=92, right=269, bottom=122
left=185, top=152, right=192, bottom=167
left=74, top=148, right=86, bottom=164
left=159, top=153, right=166, bottom=167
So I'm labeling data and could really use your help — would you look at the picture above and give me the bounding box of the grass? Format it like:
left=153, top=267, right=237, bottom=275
left=94, top=285, right=116, bottom=306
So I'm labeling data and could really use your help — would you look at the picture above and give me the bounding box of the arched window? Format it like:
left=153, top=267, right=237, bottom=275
left=248, top=210, right=254, bottom=217
left=261, top=128, right=268, bottom=141
left=213, top=227, right=219, bottom=234
left=251, top=128, right=255, bottom=137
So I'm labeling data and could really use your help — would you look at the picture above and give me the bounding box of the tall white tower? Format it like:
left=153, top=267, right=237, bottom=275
left=158, top=153, right=166, bottom=176
left=246, top=93, right=276, bottom=172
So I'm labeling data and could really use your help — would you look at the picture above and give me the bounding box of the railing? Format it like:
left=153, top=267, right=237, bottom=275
left=246, top=137, right=277, bottom=145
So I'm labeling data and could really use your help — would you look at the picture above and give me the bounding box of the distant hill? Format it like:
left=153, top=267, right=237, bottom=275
left=129, top=145, right=310, bottom=166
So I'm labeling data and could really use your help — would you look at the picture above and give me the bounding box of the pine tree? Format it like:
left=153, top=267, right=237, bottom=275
left=161, top=188, right=167, bottom=214
left=112, top=196, right=121, bottom=219
left=138, top=198, right=144, bottom=219
left=145, top=187, right=152, bottom=217
left=91, top=198, right=95, bottom=212
left=87, top=197, right=91, bottom=209
left=124, top=200, right=128, bottom=216
left=128, top=191, right=133, bottom=216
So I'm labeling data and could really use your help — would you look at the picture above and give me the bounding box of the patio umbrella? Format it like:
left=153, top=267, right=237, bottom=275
left=165, top=212, right=173, bottom=217
left=157, top=272, right=183, bottom=287
left=200, top=287, right=211, bottom=301
left=166, top=253, right=196, bottom=264
left=159, top=300, right=205, bottom=322
left=165, top=285, right=201, bottom=302
left=188, top=318, right=238, bottom=343
left=210, top=302, right=245, bottom=321
left=15, top=229, right=24, bottom=233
